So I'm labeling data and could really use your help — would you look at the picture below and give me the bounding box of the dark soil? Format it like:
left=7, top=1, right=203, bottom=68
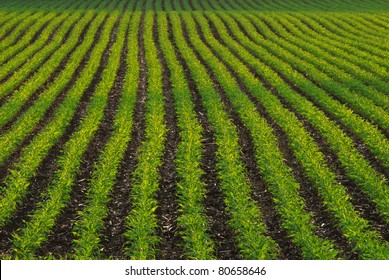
left=176, top=13, right=243, bottom=260
left=1, top=14, right=41, bottom=51
left=0, top=15, right=107, bottom=257
left=0, top=14, right=109, bottom=257
left=36, top=13, right=124, bottom=259
left=0, top=1, right=387, bottom=260
left=191, top=12, right=303, bottom=259
left=212, top=12, right=388, bottom=248
left=100, top=0, right=147, bottom=259
left=250, top=16, right=389, bottom=175
left=153, top=9, right=184, bottom=260
left=0, top=14, right=72, bottom=79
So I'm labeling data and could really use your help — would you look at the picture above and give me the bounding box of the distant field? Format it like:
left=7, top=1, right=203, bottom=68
left=0, top=0, right=388, bottom=260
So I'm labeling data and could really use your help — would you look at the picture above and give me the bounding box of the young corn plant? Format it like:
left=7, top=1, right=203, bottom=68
left=9, top=11, right=120, bottom=259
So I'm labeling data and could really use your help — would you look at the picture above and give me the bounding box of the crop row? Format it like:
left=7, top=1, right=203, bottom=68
left=71, top=5, right=135, bottom=260
left=169, top=1, right=280, bottom=259
left=254, top=15, right=389, bottom=111
left=157, top=8, right=215, bottom=259
left=0, top=1, right=122, bottom=258
left=265, top=14, right=389, bottom=95
left=183, top=5, right=388, bottom=258
left=0, top=1, right=90, bottom=80
left=180, top=4, right=339, bottom=259
left=208, top=10, right=389, bottom=221
left=235, top=13, right=389, bottom=133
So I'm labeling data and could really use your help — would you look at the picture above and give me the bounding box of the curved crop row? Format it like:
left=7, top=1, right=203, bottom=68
left=124, top=2, right=168, bottom=259
left=0, top=12, right=94, bottom=128
left=0, top=0, right=83, bottom=55
left=191, top=9, right=388, bottom=259
left=0, top=11, right=107, bottom=228
left=215, top=12, right=389, bottom=170
left=0, top=12, right=78, bottom=81
left=0, top=12, right=51, bottom=55
left=6, top=11, right=120, bottom=259
left=339, top=14, right=389, bottom=38
left=278, top=14, right=389, bottom=81
left=291, top=14, right=388, bottom=68
left=245, top=14, right=389, bottom=123
left=320, top=14, right=389, bottom=52
left=0, top=0, right=92, bottom=79
left=252, top=14, right=389, bottom=110
left=169, top=9, right=279, bottom=260
left=184, top=10, right=340, bottom=259
left=0, top=12, right=98, bottom=167
left=157, top=10, right=215, bottom=259
left=208, top=11, right=389, bottom=221
left=0, top=11, right=37, bottom=41
left=71, top=9, right=138, bottom=260
left=265, top=14, right=389, bottom=94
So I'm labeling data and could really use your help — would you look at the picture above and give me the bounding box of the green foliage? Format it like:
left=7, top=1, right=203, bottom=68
left=0, top=0, right=387, bottom=260
left=9, top=8, right=120, bottom=259
left=72, top=10, right=138, bottom=260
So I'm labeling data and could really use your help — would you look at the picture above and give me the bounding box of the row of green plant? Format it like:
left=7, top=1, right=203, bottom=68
left=0, top=0, right=90, bottom=79
left=365, top=14, right=389, bottom=29
left=0, top=10, right=38, bottom=41
left=157, top=9, right=215, bottom=259
left=123, top=1, right=168, bottom=259
left=227, top=11, right=389, bottom=170
left=0, top=10, right=22, bottom=26
left=221, top=0, right=389, bottom=11
left=5, top=11, right=121, bottom=259
left=291, top=14, right=388, bottom=69
left=0, top=12, right=98, bottom=166
left=219, top=0, right=255, bottom=10
left=0, top=0, right=83, bottom=54
left=225, top=10, right=389, bottom=166
left=0, top=10, right=107, bottom=228
left=0, top=12, right=78, bottom=81
left=0, top=0, right=97, bottom=64
left=208, top=11, right=389, bottom=222
left=254, top=15, right=389, bottom=111
left=278, top=14, right=388, bottom=81
left=169, top=7, right=279, bottom=259
left=0, top=12, right=96, bottom=129
left=243, top=13, right=389, bottom=126
left=189, top=9, right=388, bottom=259
left=247, top=0, right=382, bottom=12
left=320, top=14, right=389, bottom=52
left=183, top=6, right=340, bottom=259
left=266, top=14, right=389, bottom=96
left=337, top=14, right=389, bottom=40
left=0, top=12, right=54, bottom=60
left=71, top=8, right=140, bottom=260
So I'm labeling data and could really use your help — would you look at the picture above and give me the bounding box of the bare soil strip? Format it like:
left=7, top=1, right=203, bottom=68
left=153, top=10, right=184, bottom=260
left=176, top=14, right=241, bottom=260
left=101, top=1, right=147, bottom=259
left=216, top=13, right=388, bottom=242
left=192, top=12, right=303, bottom=259
left=37, top=11, right=127, bottom=259
left=201, top=11, right=363, bottom=258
